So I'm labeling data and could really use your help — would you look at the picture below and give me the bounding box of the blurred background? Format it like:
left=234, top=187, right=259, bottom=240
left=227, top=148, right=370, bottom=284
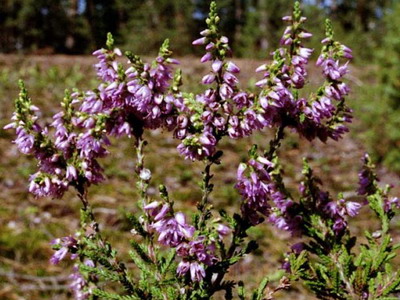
left=1, top=0, right=400, bottom=299
left=0, top=0, right=397, bottom=58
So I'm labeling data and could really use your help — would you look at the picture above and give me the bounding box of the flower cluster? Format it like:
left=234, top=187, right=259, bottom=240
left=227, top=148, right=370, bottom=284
left=89, top=36, right=179, bottom=133
left=325, top=196, right=362, bottom=233
left=299, top=161, right=362, bottom=236
left=50, top=235, right=79, bottom=265
left=237, top=153, right=363, bottom=237
left=235, top=153, right=273, bottom=225
left=357, top=154, right=400, bottom=214
left=235, top=150, right=301, bottom=233
left=5, top=35, right=183, bottom=198
left=357, top=153, right=378, bottom=196
left=144, top=201, right=219, bottom=282
left=5, top=82, right=74, bottom=198
left=254, top=3, right=352, bottom=142
left=4, top=87, right=40, bottom=155
left=176, top=237, right=217, bottom=282
left=309, top=19, right=353, bottom=141
left=5, top=82, right=109, bottom=198
left=176, top=2, right=267, bottom=161
left=175, top=1, right=354, bottom=163
left=69, top=260, right=94, bottom=300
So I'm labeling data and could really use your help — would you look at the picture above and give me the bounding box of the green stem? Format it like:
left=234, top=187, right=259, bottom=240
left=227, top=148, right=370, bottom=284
left=331, top=252, right=358, bottom=299
left=135, top=136, right=149, bottom=211
left=134, top=135, right=158, bottom=265
left=197, top=159, right=215, bottom=230
left=211, top=126, right=287, bottom=294
left=76, top=186, right=142, bottom=297
left=265, top=124, right=286, bottom=160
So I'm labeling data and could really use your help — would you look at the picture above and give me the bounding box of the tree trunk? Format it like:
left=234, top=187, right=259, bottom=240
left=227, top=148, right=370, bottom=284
left=258, top=0, right=269, bottom=51
left=357, top=0, right=370, bottom=31
left=234, top=0, right=243, bottom=48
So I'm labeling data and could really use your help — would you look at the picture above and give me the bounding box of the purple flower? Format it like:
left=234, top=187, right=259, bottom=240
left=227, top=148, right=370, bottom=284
left=50, top=247, right=69, bottom=265
left=201, top=52, right=213, bottom=63
left=216, top=224, right=231, bottom=238
left=299, top=31, right=312, bottom=39
left=333, top=218, right=347, bottom=235
left=357, top=154, right=376, bottom=196
left=321, top=59, right=348, bottom=81
left=151, top=212, right=195, bottom=247
left=144, top=201, right=170, bottom=221
left=345, top=201, right=362, bottom=217
left=193, top=37, right=207, bottom=45
left=298, top=47, right=313, bottom=59
left=177, top=261, right=206, bottom=282
left=219, top=83, right=233, bottom=100
left=66, top=165, right=78, bottom=181
left=383, top=196, right=400, bottom=213
left=281, top=260, right=291, bottom=272
left=232, top=92, right=250, bottom=109
left=14, top=128, right=35, bottom=154
left=236, top=155, right=290, bottom=226
left=177, top=260, right=191, bottom=277
left=69, top=261, right=93, bottom=300
left=190, top=262, right=206, bottom=282
left=93, top=48, right=121, bottom=82
left=175, top=236, right=217, bottom=282
left=29, top=173, right=69, bottom=198
left=226, top=61, right=240, bottom=73
left=341, top=45, right=353, bottom=59
left=223, top=72, right=238, bottom=86
left=50, top=236, right=78, bottom=264
left=202, top=74, right=216, bottom=85
left=76, top=132, right=110, bottom=159
left=212, top=60, right=223, bottom=73
left=178, top=132, right=217, bottom=161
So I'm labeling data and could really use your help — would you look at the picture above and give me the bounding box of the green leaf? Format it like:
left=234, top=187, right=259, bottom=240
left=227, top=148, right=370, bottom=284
left=252, top=276, right=269, bottom=300
left=126, top=213, right=147, bottom=237
left=160, top=250, right=176, bottom=275
left=130, top=240, right=153, bottom=265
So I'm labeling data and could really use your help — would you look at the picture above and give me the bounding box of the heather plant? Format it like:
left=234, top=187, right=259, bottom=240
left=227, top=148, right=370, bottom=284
left=5, top=2, right=400, bottom=299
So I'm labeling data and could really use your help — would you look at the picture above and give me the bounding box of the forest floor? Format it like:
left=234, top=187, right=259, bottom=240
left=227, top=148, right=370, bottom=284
left=0, top=54, right=399, bottom=300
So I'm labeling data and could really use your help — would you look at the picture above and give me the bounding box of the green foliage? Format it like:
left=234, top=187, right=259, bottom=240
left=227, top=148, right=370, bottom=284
left=288, top=161, right=400, bottom=299
left=119, top=0, right=195, bottom=56
left=357, top=2, right=400, bottom=173
left=251, top=276, right=269, bottom=300
left=125, top=212, right=148, bottom=237
left=0, top=0, right=395, bottom=58
left=92, top=288, right=140, bottom=300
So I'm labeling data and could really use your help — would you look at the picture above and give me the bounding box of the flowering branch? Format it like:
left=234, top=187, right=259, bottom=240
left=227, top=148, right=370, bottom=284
left=5, top=1, right=400, bottom=299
